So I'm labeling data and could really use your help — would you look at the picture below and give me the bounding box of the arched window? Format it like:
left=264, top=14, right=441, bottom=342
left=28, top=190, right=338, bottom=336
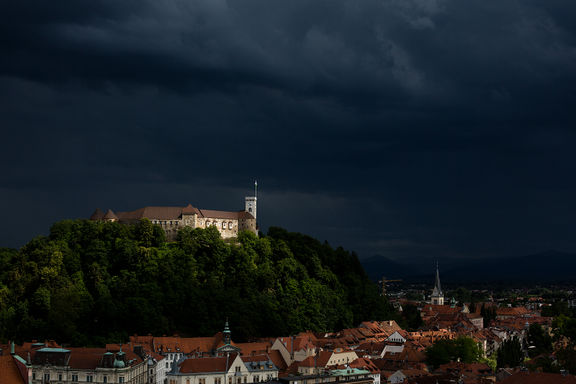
left=228, top=221, right=233, bottom=229
left=222, top=222, right=226, bottom=229
left=205, top=221, right=210, bottom=227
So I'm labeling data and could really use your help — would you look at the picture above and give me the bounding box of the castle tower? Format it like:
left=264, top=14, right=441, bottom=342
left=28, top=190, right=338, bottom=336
left=431, top=262, right=444, bottom=305
left=245, top=180, right=257, bottom=220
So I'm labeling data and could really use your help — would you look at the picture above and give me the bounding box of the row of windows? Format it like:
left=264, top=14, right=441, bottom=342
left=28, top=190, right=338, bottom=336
left=33, top=372, right=124, bottom=383
left=204, top=221, right=234, bottom=230
left=153, top=219, right=236, bottom=230
left=184, top=375, right=273, bottom=384
left=153, top=220, right=179, bottom=226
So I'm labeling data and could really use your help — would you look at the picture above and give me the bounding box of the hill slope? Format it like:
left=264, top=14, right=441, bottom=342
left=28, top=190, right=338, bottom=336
left=0, top=220, right=392, bottom=345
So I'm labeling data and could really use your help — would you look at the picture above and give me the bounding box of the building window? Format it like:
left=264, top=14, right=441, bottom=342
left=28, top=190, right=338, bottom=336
left=228, top=222, right=233, bottom=229
left=222, top=222, right=226, bottom=229
left=103, top=377, right=108, bottom=383
left=32, top=373, right=36, bottom=380
left=86, top=375, right=93, bottom=382
left=119, top=377, right=125, bottom=383
left=235, top=367, right=241, bottom=373
left=44, top=373, right=50, bottom=382
left=59, top=374, right=63, bottom=381
left=206, top=221, right=210, bottom=227
left=166, top=362, right=169, bottom=368
left=199, top=379, right=206, bottom=384
left=72, top=375, right=78, bottom=382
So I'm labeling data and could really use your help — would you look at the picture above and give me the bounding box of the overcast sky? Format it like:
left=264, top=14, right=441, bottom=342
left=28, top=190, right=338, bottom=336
left=1, top=0, right=575, bottom=261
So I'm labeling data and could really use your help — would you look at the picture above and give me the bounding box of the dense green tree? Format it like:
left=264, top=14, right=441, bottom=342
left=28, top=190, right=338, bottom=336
left=497, top=337, right=524, bottom=368
left=526, top=323, right=552, bottom=358
left=401, top=304, right=423, bottom=331
left=0, top=220, right=393, bottom=345
left=426, top=337, right=483, bottom=368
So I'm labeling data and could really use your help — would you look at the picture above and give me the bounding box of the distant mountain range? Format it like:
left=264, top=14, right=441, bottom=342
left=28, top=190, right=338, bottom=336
left=360, top=250, right=576, bottom=283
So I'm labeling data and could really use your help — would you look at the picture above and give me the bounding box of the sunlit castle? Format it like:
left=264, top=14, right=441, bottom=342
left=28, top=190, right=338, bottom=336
left=90, top=182, right=258, bottom=240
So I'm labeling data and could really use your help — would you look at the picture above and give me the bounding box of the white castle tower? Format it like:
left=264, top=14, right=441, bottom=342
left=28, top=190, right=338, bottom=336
left=245, top=180, right=257, bottom=220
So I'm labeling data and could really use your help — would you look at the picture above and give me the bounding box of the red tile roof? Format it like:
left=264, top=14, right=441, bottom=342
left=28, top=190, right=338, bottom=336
left=113, top=206, right=254, bottom=221
left=499, top=372, right=576, bottom=384
left=179, top=356, right=231, bottom=374
left=0, top=355, right=26, bottom=384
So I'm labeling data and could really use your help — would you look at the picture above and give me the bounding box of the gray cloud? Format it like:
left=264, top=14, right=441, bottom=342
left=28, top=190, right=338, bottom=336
left=1, top=0, right=575, bottom=260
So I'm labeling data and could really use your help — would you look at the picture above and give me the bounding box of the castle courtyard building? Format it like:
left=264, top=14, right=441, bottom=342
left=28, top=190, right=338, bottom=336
left=91, top=197, right=257, bottom=240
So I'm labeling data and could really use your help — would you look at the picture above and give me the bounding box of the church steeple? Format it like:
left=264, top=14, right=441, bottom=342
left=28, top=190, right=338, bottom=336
left=431, top=262, right=444, bottom=305
left=223, top=319, right=231, bottom=345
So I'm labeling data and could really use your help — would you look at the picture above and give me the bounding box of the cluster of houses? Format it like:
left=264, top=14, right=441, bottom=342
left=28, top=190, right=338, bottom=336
left=0, top=310, right=566, bottom=384
left=0, top=268, right=571, bottom=384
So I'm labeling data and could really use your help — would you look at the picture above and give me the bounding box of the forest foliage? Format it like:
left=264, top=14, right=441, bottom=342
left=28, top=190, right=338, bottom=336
left=0, top=220, right=393, bottom=346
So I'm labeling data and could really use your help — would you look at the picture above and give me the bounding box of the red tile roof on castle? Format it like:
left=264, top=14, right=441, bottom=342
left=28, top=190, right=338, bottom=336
left=0, top=355, right=26, bottom=384
left=111, top=205, right=255, bottom=221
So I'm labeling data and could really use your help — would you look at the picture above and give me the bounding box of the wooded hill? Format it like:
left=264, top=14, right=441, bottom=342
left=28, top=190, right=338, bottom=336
left=0, top=220, right=393, bottom=346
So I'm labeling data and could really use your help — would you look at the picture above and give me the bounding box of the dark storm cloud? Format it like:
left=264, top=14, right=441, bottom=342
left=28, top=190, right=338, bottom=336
left=1, top=0, right=576, bottom=260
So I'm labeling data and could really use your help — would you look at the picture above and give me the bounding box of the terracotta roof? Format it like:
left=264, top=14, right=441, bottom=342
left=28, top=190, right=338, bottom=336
left=179, top=356, right=231, bottom=374
left=496, top=307, right=531, bottom=317
left=103, top=209, right=118, bottom=220
left=0, top=355, right=25, bottom=384
left=116, top=207, right=182, bottom=221
left=499, top=372, right=576, bottom=384
left=235, top=342, right=270, bottom=356
left=129, top=333, right=230, bottom=355
left=182, top=204, right=201, bottom=215
left=90, top=208, right=105, bottom=220
left=112, top=206, right=254, bottom=221
left=267, top=350, right=288, bottom=371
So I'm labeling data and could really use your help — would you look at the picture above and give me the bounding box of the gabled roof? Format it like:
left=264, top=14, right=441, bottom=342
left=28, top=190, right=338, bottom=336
left=103, top=209, right=118, bottom=220
left=90, top=208, right=105, bottom=220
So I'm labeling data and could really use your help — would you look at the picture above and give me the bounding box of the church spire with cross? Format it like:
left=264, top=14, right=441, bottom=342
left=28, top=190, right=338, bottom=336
left=431, top=262, right=444, bottom=305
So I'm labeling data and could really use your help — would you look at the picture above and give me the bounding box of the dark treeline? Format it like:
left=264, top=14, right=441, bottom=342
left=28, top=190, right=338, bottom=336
left=0, top=220, right=393, bottom=346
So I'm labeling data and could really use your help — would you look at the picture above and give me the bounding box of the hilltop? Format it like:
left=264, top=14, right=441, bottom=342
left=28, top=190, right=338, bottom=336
left=0, top=219, right=393, bottom=345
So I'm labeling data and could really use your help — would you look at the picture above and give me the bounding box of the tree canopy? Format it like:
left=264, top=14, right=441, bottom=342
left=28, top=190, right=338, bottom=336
left=0, top=220, right=394, bottom=345
left=426, top=337, right=483, bottom=368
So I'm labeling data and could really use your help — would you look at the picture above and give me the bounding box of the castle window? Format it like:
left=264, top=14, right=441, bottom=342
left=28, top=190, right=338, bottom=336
left=228, top=221, right=233, bottom=229
left=249, top=208, right=252, bottom=212
left=206, top=221, right=210, bottom=227
left=222, top=222, right=226, bottom=229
